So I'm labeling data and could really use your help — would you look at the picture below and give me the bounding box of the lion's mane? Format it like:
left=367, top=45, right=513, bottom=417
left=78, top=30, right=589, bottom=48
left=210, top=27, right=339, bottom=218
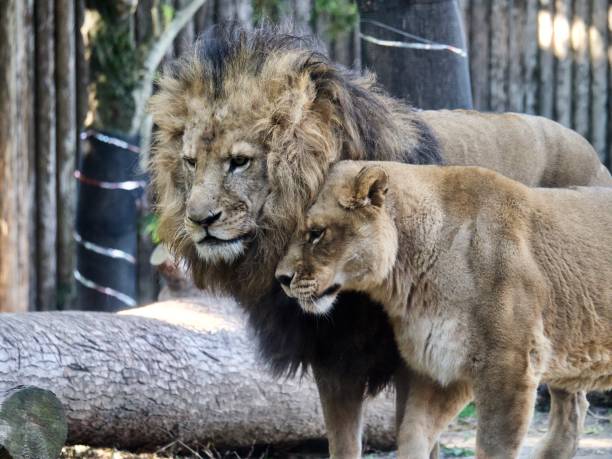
left=149, top=24, right=441, bottom=393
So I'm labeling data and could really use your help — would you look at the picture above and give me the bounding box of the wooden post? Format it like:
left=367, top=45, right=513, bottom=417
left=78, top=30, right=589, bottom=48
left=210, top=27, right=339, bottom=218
left=538, top=0, right=554, bottom=118
left=570, top=0, right=590, bottom=138
left=553, top=0, right=572, bottom=127
left=589, top=0, right=608, bottom=161
left=0, top=0, right=32, bottom=312
left=216, top=0, right=253, bottom=27
left=469, top=0, right=491, bottom=110
left=490, top=0, right=509, bottom=112
left=507, top=0, right=525, bottom=113
left=0, top=386, right=67, bottom=459
left=35, top=0, right=58, bottom=310
left=358, top=0, right=473, bottom=110
left=523, top=0, right=539, bottom=114
left=55, top=0, right=78, bottom=309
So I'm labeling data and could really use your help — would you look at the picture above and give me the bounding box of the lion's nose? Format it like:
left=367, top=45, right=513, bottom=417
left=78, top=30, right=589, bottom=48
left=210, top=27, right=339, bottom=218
left=276, top=273, right=294, bottom=288
left=188, top=210, right=222, bottom=228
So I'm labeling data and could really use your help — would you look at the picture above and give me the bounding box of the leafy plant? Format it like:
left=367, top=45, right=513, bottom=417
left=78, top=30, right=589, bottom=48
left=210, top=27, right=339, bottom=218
left=441, top=446, right=475, bottom=457
left=88, top=12, right=144, bottom=132
left=252, top=0, right=283, bottom=23
left=458, top=402, right=477, bottom=419
left=314, top=0, right=358, bottom=37
left=141, top=213, right=161, bottom=245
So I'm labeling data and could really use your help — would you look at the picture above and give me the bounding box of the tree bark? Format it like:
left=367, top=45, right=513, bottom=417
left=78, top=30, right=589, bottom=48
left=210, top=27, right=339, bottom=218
left=0, top=297, right=396, bottom=451
left=553, top=0, right=572, bottom=127
left=537, top=0, right=554, bottom=119
left=589, top=0, right=608, bottom=161
left=358, top=0, right=473, bottom=110
left=0, top=386, right=67, bottom=459
left=489, top=0, right=509, bottom=112
left=55, top=0, right=78, bottom=309
left=0, top=0, right=32, bottom=312
left=35, top=0, right=58, bottom=310
left=468, top=0, right=490, bottom=110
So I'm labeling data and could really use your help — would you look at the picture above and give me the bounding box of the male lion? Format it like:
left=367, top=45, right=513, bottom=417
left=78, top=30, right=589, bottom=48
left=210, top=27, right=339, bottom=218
left=148, top=25, right=611, bottom=458
left=276, top=160, right=612, bottom=458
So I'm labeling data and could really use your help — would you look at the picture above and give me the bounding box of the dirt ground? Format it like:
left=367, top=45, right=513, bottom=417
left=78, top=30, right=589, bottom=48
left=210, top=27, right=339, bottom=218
left=61, top=408, right=612, bottom=459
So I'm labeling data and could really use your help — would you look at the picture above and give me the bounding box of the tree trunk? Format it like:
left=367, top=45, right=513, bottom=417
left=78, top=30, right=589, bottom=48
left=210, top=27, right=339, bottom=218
left=55, top=0, right=78, bottom=309
left=0, top=0, right=32, bottom=312
left=0, top=297, right=396, bottom=451
left=358, top=0, right=473, bottom=110
left=0, top=386, right=67, bottom=459
left=467, top=0, right=490, bottom=110
left=489, top=0, right=509, bottom=112
left=35, top=0, right=58, bottom=310
left=589, top=0, right=608, bottom=162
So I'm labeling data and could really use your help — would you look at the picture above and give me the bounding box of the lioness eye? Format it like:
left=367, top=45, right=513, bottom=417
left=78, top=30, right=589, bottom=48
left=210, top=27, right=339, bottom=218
left=183, top=156, right=196, bottom=168
left=229, top=156, right=250, bottom=170
left=308, top=228, right=325, bottom=244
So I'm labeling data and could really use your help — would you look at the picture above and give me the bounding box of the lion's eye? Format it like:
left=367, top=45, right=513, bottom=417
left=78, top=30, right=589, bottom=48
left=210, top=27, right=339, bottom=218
left=307, top=228, right=325, bottom=245
left=229, top=156, right=250, bottom=170
left=183, top=156, right=196, bottom=169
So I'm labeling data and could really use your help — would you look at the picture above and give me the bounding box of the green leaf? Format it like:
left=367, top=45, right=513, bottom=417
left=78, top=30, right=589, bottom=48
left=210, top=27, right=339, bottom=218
left=141, top=213, right=161, bottom=245
left=161, top=3, right=175, bottom=26
left=441, top=445, right=475, bottom=457
left=458, top=402, right=477, bottom=419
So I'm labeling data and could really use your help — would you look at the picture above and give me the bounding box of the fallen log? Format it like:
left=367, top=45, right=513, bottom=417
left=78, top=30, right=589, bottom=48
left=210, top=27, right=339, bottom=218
left=0, top=386, right=67, bottom=459
left=0, top=296, right=395, bottom=451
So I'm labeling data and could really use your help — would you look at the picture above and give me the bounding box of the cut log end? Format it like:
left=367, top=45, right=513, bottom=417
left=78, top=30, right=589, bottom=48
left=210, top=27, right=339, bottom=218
left=0, top=386, right=67, bottom=459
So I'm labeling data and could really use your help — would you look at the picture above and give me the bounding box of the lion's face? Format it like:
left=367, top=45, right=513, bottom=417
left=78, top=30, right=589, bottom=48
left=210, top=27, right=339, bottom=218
left=179, top=107, right=270, bottom=263
left=149, top=48, right=345, bottom=270
left=276, top=162, right=398, bottom=314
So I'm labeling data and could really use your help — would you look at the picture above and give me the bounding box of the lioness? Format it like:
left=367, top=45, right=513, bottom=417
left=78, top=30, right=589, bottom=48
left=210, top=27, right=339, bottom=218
left=149, top=25, right=611, bottom=459
left=276, top=160, right=612, bottom=458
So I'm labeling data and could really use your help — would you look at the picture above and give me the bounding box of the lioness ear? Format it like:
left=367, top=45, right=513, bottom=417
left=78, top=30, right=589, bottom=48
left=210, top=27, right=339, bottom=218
left=350, top=166, right=389, bottom=208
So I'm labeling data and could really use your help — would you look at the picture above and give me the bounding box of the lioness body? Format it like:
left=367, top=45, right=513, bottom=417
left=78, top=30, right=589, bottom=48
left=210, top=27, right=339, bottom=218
left=277, top=161, right=612, bottom=458
left=149, top=26, right=612, bottom=459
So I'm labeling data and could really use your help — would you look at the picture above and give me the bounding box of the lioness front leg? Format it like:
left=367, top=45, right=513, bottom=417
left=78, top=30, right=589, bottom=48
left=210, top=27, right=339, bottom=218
left=532, top=387, right=589, bottom=459
left=395, top=363, right=472, bottom=459
left=473, top=356, right=538, bottom=458
left=312, top=365, right=366, bottom=459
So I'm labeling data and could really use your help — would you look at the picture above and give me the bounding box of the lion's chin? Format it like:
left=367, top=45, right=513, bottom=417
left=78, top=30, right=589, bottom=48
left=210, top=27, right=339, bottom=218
left=195, top=239, right=247, bottom=264
left=299, top=291, right=339, bottom=315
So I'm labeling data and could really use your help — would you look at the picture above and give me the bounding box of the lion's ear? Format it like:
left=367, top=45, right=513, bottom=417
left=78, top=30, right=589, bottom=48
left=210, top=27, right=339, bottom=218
left=351, top=165, right=389, bottom=208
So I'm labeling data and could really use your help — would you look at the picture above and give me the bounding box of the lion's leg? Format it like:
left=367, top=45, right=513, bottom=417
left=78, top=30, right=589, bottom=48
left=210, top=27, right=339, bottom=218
left=531, top=387, right=589, bottom=459
left=312, top=365, right=365, bottom=459
left=473, top=356, right=538, bottom=459
left=395, top=363, right=472, bottom=459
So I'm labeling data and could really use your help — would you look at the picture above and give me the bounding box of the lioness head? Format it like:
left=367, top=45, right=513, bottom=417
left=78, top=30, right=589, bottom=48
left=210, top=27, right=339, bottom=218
left=276, top=162, right=399, bottom=314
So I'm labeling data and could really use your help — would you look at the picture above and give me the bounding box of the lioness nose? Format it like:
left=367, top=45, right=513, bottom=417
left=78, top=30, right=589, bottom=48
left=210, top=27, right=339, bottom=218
left=189, top=210, right=222, bottom=228
left=276, top=273, right=294, bottom=288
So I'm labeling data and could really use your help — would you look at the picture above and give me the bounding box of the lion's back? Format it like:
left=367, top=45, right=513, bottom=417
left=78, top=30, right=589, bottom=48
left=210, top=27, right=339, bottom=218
left=420, top=110, right=610, bottom=188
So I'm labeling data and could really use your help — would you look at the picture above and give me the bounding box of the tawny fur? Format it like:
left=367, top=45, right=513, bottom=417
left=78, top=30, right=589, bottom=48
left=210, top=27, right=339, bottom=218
left=148, top=25, right=611, bottom=459
left=278, top=160, right=612, bottom=458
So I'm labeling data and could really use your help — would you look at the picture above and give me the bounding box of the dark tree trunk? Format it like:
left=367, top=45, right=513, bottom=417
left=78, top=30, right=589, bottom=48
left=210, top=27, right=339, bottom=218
left=35, top=0, right=58, bottom=310
left=357, top=0, right=473, bottom=110
left=55, top=0, right=78, bottom=309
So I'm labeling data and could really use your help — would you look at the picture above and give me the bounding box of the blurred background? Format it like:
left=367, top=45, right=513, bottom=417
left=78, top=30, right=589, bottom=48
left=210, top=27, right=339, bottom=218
left=0, top=0, right=610, bottom=314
